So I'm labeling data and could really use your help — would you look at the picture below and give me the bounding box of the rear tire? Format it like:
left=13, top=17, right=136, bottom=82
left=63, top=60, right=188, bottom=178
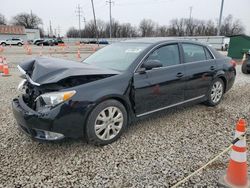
left=1, top=43, right=6, bottom=46
left=85, top=99, right=128, bottom=146
left=17, top=43, right=23, bottom=46
left=205, top=78, right=224, bottom=106
left=242, top=62, right=249, bottom=74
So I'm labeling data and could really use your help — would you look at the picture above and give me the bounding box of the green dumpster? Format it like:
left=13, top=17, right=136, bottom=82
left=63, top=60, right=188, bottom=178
left=228, top=35, right=250, bottom=59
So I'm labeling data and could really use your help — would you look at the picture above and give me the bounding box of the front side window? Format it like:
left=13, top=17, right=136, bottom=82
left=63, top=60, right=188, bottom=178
left=182, top=43, right=207, bottom=63
left=146, top=44, right=180, bottom=67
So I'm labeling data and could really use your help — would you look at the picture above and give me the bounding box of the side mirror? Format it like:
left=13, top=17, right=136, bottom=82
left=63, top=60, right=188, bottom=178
left=143, top=60, right=163, bottom=70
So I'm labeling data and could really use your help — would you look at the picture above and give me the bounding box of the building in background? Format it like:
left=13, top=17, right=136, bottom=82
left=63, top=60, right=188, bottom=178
left=25, top=29, right=40, bottom=41
left=0, top=25, right=40, bottom=41
left=228, top=35, right=250, bottom=59
left=0, top=25, right=26, bottom=40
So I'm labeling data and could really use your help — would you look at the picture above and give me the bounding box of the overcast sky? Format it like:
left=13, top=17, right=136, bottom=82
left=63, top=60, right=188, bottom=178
left=1, top=0, right=250, bottom=36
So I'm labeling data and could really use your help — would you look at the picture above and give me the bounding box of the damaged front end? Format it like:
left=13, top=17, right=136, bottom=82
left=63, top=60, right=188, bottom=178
left=13, top=57, right=120, bottom=141
left=17, top=57, right=119, bottom=111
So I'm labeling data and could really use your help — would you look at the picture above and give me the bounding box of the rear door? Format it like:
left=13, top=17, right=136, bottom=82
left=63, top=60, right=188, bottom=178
left=133, top=43, right=185, bottom=116
left=181, top=43, right=217, bottom=100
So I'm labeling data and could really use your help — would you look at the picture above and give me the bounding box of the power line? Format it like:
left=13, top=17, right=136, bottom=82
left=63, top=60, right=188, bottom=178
left=106, top=0, right=114, bottom=38
left=75, top=4, right=83, bottom=38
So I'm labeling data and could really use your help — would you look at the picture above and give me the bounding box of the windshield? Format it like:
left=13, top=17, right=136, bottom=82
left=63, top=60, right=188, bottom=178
left=83, top=43, right=149, bottom=71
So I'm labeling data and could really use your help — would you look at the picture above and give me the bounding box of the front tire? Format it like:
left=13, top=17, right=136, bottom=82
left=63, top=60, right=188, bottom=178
left=85, top=99, right=128, bottom=146
left=205, top=78, right=224, bottom=106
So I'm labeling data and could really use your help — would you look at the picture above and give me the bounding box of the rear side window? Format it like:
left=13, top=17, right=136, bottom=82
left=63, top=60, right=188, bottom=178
left=204, top=47, right=214, bottom=60
left=147, top=44, right=180, bottom=67
left=182, top=43, right=206, bottom=63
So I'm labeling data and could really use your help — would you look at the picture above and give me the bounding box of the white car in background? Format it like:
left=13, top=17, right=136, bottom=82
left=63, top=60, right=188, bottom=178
left=0, top=38, right=24, bottom=46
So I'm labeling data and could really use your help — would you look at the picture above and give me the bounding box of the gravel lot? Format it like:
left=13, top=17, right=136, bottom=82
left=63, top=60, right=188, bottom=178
left=0, top=46, right=250, bottom=187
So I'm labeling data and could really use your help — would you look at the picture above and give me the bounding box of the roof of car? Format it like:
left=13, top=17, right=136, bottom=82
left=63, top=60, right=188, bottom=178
left=122, top=37, right=207, bottom=46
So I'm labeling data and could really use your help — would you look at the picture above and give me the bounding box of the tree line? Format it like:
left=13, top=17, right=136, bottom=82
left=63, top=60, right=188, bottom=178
left=0, top=12, right=245, bottom=38
left=67, top=15, right=245, bottom=38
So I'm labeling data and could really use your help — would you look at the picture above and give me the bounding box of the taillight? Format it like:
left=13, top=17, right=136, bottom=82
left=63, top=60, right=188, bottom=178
left=229, top=60, right=237, bottom=68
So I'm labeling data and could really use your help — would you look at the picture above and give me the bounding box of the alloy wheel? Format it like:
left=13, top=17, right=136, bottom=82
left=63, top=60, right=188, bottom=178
left=94, top=106, right=124, bottom=141
left=211, top=81, right=223, bottom=103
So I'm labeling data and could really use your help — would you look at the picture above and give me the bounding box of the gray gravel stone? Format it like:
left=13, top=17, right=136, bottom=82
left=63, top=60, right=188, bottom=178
left=0, top=46, right=250, bottom=187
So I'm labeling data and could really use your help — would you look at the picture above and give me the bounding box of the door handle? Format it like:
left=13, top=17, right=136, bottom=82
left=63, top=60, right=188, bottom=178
left=176, top=72, right=184, bottom=78
left=210, top=66, right=216, bottom=71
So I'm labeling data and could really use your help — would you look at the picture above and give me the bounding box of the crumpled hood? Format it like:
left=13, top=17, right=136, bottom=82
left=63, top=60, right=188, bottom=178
left=19, top=57, right=120, bottom=85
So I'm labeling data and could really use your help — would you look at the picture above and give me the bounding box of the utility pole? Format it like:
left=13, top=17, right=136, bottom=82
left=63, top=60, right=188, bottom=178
left=75, top=4, right=83, bottom=38
left=188, top=6, right=193, bottom=36
left=49, top=20, right=53, bottom=37
left=83, top=17, right=86, bottom=28
left=106, top=0, right=114, bottom=38
left=91, top=0, right=99, bottom=44
left=217, top=0, right=224, bottom=36
left=189, top=6, right=193, bottom=21
left=57, top=25, right=61, bottom=37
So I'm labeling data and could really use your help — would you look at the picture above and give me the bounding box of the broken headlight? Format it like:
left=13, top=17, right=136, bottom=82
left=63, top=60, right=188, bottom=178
left=17, top=79, right=27, bottom=93
left=36, top=90, right=76, bottom=108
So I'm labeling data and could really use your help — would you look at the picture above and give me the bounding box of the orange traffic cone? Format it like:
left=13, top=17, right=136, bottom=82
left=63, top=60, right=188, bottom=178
left=0, top=57, right=3, bottom=73
left=27, top=47, right=32, bottom=55
left=2, top=58, right=10, bottom=76
left=220, top=119, right=249, bottom=188
left=0, top=45, right=4, bottom=52
left=2, top=64, right=10, bottom=76
left=92, top=45, right=96, bottom=52
left=77, top=49, right=81, bottom=59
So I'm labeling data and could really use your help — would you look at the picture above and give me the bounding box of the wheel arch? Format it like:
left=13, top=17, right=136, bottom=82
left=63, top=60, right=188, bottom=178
left=95, top=95, right=134, bottom=119
left=216, top=75, right=227, bottom=93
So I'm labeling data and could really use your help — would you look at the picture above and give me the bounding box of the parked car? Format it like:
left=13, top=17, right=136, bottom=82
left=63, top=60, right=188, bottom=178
left=36, top=39, right=55, bottom=46
left=12, top=39, right=236, bottom=145
left=242, top=51, right=250, bottom=74
left=80, top=40, right=109, bottom=45
left=52, top=38, right=64, bottom=45
left=0, top=38, right=24, bottom=46
left=33, top=39, right=44, bottom=45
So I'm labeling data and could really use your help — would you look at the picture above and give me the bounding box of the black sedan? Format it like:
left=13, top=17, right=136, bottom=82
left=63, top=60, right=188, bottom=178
left=36, top=39, right=55, bottom=46
left=12, top=39, right=236, bottom=145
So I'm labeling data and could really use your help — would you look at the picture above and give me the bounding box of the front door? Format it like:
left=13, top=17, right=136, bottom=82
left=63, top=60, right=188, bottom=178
left=133, top=43, right=185, bottom=117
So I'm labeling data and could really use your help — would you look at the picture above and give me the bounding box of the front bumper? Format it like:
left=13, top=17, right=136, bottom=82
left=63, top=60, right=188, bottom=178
left=12, top=96, right=88, bottom=141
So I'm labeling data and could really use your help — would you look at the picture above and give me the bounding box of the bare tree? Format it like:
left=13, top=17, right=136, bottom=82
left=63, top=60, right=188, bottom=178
left=204, top=20, right=217, bottom=35
left=186, top=18, right=198, bottom=36
left=0, top=13, right=7, bottom=25
left=139, top=19, right=156, bottom=37
left=66, top=27, right=79, bottom=38
left=66, top=14, right=245, bottom=38
left=220, top=15, right=244, bottom=35
left=11, top=12, right=42, bottom=29
left=155, top=25, right=168, bottom=37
